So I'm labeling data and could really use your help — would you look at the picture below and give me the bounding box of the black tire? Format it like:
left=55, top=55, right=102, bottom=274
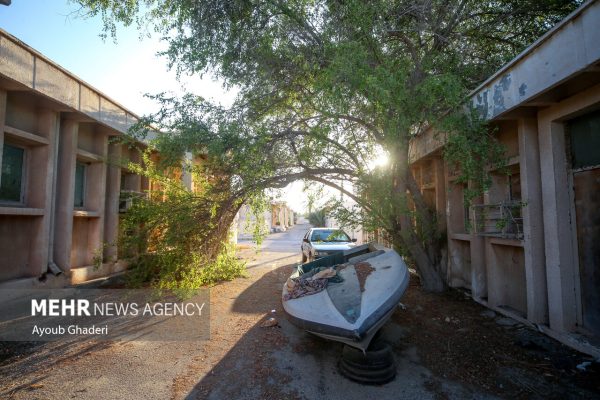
left=301, top=252, right=307, bottom=263
left=338, top=340, right=396, bottom=385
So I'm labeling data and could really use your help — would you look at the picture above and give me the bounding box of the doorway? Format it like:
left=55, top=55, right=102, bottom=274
left=568, top=109, right=600, bottom=339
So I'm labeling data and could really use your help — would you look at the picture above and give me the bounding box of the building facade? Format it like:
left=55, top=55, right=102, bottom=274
left=236, top=203, right=272, bottom=240
left=0, top=29, right=148, bottom=286
left=409, top=1, right=600, bottom=356
left=271, top=201, right=295, bottom=232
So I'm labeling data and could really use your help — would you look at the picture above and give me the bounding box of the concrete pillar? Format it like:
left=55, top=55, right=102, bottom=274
left=104, top=140, right=122, bottom=262
left=181, top=151, right=193, bottom=190
left=86, top=133, right=109, bottom=264
left=470, top=190, right=487, bottom=299
left=29, top=109, right=58, bottom=275
left=538, top=119, right=577, bottom=332
left=0, top=91, right=5, bottom=182
left=518, top=118, right=548, bottom=324
left=433, top=157, right=446, bottom=231
left=53, top=118, right=78, bottom=272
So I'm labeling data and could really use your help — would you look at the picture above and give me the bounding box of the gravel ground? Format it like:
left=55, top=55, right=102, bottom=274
left=1, top=223, right=599, bottom=399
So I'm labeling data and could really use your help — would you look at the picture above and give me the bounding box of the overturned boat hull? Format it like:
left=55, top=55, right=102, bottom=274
left=282, top=243, right=409, bottom=350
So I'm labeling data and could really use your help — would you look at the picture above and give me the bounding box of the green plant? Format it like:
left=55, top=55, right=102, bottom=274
left=78, top=0, right=579, bottom=292
left=119, top=146, right=247, bottom=291
left=308, top=209, right=327, bottom=227
left=246, top=194, right=270, bottom=248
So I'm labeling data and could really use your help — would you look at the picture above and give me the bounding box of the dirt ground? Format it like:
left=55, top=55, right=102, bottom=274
left=397, top=277, right=600, bottom=399
left=1, top=225, right=599, bottom=399
left=173, top=258, right=600, bottom=400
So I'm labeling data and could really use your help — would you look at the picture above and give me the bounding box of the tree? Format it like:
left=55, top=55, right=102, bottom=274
left=75, top=0, right=581, bottom=291
left=307, top=209, right=328, bottom=228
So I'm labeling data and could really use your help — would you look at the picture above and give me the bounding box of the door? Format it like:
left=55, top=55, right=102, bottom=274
left=569, top=110, right=600, bottom=338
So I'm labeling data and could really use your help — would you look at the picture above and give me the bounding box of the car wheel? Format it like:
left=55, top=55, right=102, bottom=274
left=301, top=252, right=307, bottom=263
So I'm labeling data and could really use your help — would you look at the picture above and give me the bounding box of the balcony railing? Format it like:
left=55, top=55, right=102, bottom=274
left=472, top=201, right=524, bottom=239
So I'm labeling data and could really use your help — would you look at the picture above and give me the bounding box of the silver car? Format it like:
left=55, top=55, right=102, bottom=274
left=301, top=228, right=357, bottom=263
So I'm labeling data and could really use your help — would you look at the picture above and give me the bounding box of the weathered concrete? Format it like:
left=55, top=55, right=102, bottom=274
left=0, top=29, right=152, bottom=286
left=471, top=0, right=600, bottom=120
left=0, top=29, right=139, bottom=134
left=103, top=141, right=122, bottom=262
left=52, top=118, right=78, bottom=272
left=518, top=118, right=548, bottom=324
left=408, top=2, right=600, bottom=356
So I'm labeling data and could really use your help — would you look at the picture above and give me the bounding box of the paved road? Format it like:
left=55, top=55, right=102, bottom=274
left=239, top=222, right=309, bottom=254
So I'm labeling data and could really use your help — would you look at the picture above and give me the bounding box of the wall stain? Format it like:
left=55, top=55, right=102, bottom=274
left=493, top=74, right=512, bottom=116
left=474, top=89, right=489, bottom=117
left=519, top=83, right=527, bottom=97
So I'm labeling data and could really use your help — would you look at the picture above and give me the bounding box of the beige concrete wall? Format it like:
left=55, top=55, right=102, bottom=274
left=0, top=30, right=139, bottom=135
left=0, top=30, right=147, bottom=285
left=407, top=1, right=600, bottom=356
left=237, top=204, right=272, bottom=240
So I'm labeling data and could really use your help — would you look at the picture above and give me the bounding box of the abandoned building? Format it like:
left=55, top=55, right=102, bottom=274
left=236, top=201, right=296, bottom=240
left=0, top=0, right=598, bottom=360
left=409, top=1, right=600, bottom=357
left=0, top=28, right=149, bottom=286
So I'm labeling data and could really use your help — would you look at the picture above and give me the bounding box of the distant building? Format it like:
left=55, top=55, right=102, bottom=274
left=236, top=204, right=272, bottom=240
left=236, top=201, right=296, bottom=240
left=271, top=201, right=295, bottom=232
left=408, top=1, right=600, bottom=357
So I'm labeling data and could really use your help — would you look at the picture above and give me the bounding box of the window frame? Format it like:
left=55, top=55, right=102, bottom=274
left=0, top=141, right=27, bottom=206
left=74, top=161, right=87, bottom=209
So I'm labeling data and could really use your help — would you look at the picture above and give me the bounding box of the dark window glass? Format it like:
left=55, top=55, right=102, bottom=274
left=310, top=229, right=350, bottom=242
left=463, top=193, right=470, bottom=232
left=508, top=174, right=521, bottom=202
left=0, top=143, right=24, bottom=202
left=74, top=162, right=86, bottom=207
left=569, top=110, right=600, bottom=169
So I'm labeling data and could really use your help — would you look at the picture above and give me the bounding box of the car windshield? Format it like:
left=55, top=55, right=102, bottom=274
left=310, top=229, right=351, bottom=242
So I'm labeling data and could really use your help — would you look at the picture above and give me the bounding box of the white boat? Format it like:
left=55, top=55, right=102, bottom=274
left=282, top=243, right=410, bottom=351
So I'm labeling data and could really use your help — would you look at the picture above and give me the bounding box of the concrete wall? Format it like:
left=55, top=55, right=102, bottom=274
left=0, top=29, right=146, bottom=286
left=408, top=1, right=600, bottom=357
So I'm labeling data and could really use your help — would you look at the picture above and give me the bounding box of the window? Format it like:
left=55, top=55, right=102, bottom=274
left=463, top=191, right=470, bottom=232
left=74, top=162, right=86, bottom=208
left=508, top=173, right=521, bottom=202
left=0, top=143, right=25, bottom=203
left=569, top=110, right=600, bottom=169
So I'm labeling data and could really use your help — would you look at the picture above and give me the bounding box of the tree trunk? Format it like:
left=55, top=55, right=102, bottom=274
left=392, top=141, right=447, bottom=292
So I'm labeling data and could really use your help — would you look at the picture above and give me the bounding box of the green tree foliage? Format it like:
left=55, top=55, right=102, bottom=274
left=76, top=0, right=580, bottom=291
left=307, top=209, right=327, bottom=228
left=118, top=141, right=246, bottom=291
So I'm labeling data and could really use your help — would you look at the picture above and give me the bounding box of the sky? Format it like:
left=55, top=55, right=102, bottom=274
left=0, top=0, right=317, bottom=212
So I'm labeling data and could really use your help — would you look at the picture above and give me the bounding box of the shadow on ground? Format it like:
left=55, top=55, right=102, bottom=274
left=178, top=265, right=600, bottom=400
left=179, top=265, right=474, bottom=400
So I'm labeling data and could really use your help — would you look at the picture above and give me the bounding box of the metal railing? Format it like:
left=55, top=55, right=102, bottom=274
left=472, top=201, right=524, bottom=239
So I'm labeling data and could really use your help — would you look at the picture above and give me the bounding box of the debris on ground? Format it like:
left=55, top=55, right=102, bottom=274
left=260, top=317, right=278, bottom=328
left=396, top=275, right=600, bottom=398
left=354, top=261, right=375, bottom=292
left=576, top=361, right=592, bottom=371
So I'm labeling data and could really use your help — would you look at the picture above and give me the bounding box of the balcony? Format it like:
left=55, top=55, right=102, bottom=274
left=472, top=201, right=524, bottom=240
